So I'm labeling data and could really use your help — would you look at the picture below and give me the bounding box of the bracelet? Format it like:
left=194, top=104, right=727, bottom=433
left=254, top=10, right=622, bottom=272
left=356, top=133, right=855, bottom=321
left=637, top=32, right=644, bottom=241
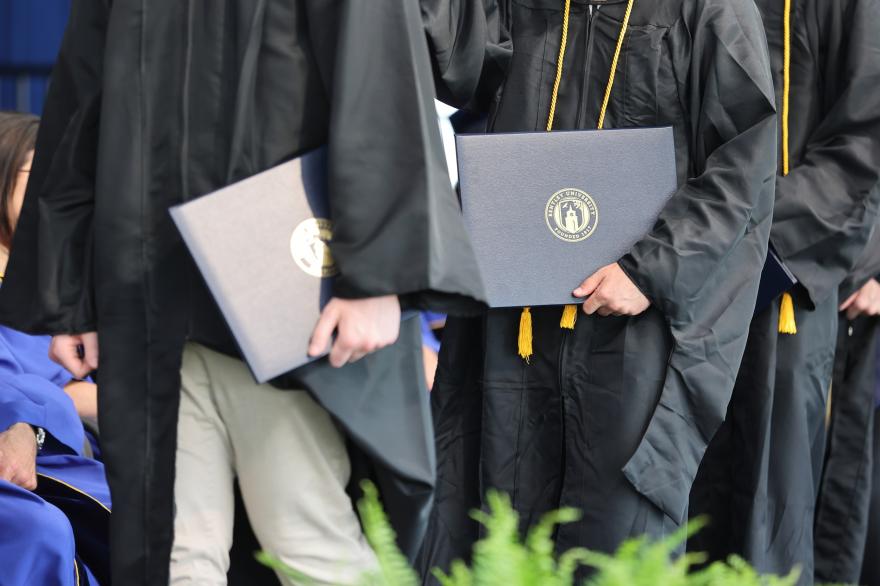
left=33, top=427, right=46, bottom=452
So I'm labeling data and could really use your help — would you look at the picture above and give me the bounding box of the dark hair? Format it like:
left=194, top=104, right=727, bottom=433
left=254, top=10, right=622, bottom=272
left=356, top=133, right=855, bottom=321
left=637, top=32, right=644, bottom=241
left=0, top=111, right=39, bottom=251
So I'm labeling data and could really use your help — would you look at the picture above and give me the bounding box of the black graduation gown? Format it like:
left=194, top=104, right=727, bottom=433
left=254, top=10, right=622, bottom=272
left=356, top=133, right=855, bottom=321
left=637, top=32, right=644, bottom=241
left=814, top=312, right=879, bottom=584
left=421, top=0, right=511, bottom=111
left=813, top=232, right=880, bottom=585
left=688, top=0, right=880, bottom=582
left=0, top=1, right=488, bottom=583
left=862, top=407, right=880, bottom=586
left=416, top=0, right=778, bottom=578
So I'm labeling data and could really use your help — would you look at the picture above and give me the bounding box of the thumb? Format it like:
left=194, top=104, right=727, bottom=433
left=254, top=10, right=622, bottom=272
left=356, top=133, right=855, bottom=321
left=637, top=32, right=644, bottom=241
left=82, top=332, right=100, bottom=371
left=840, top=291, right=859, bottom=312
left=573, top=268, right=606, bottom=298
left=309, top=303, right=340, bottom=357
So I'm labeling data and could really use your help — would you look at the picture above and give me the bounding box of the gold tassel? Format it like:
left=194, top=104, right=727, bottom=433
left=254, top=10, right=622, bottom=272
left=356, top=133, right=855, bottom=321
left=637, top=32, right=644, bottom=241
left=518, top=307, right=533, bottom=361
left=560, top=304, right=578, bottom=329
left=778, top=291, right=797, bottom=334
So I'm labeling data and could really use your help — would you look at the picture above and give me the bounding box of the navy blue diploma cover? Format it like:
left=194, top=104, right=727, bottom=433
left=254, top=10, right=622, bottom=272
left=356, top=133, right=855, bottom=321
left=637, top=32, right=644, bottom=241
left=754, top=247, right=798, bottom=316
left=456, top=127, right=677, bottom=308
left=170, top=148, right=333, bottom=383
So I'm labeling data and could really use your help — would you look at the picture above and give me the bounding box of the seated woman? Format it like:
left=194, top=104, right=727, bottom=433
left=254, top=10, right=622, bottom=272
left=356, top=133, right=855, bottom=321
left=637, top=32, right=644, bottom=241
left=0, top=111, right=110, bottom=586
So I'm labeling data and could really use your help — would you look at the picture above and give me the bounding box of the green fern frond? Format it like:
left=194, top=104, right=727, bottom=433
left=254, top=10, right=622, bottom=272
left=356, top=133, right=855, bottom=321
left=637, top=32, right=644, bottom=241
left=255, top=551, right=314, bottom=584
left=556, top=548, right=591, bottom=584
left=469, top=491, right=528, bottom=586
left=432, top=560, right=474, bottom=586
left=356, top=480, right=419, bottom=586
left=524, top=507, right=584, bottom=586
left=261, top=487, right=811, bottom=586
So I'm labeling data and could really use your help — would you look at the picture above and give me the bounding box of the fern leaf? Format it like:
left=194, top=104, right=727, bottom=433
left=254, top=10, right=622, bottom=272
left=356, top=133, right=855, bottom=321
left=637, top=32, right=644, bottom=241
left=357, top=480, right=419, bottom=586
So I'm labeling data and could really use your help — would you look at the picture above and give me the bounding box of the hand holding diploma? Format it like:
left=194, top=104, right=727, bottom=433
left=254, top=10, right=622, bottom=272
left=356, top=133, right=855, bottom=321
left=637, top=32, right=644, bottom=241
left=574, top=263, right=650, bottom=317
left=308, top=295, right=401, bottom=368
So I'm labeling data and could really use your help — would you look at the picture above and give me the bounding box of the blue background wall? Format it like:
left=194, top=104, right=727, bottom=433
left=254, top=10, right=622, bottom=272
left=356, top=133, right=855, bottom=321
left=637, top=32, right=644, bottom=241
left=0, top=0, right=71, bottom=114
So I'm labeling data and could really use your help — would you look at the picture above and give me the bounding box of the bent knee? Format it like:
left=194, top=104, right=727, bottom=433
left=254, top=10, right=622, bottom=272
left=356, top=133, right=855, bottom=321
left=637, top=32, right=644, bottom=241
left=0, top=486, right=75, bottom=554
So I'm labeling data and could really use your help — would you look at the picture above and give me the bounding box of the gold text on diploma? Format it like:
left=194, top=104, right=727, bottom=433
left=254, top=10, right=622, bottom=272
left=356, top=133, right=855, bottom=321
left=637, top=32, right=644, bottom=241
left=545, top=188, right=598, bottom=242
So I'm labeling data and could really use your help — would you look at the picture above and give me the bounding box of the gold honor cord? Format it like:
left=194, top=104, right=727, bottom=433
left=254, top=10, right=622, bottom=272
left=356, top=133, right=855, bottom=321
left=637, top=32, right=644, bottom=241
left=778, top=0, right=797, bottom=334
left=519, top=0, right=636, bottom=361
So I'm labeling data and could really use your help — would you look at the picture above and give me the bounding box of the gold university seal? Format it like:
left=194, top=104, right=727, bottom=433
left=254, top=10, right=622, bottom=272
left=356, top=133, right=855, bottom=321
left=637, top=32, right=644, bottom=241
left=290, top=218, right=338, bottom=278
left=545, top=188, right=598, bottom=242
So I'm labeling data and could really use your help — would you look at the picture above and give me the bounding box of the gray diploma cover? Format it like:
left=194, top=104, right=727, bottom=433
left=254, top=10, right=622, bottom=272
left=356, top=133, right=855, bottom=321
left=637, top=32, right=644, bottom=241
left=170, top=148, right=331, bottom=383
left=456, top=127, right=677, bottom=307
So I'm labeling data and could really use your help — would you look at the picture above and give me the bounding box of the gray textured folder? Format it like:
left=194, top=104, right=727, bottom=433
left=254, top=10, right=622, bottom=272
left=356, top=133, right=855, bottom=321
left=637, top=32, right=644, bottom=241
left=170, top=148, right=331, bottom=383
left=456, top=127, right=677, bottom=307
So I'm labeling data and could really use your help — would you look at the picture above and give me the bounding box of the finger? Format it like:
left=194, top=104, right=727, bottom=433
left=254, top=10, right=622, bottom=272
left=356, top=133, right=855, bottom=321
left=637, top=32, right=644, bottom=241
left=55, top=343, right=90, bottom=379
left=582, top=291, right=605, bottom=315
left=309, top=304, right=339, bottom=356
left=9, top=469, right=27, bottom=490
left=82, top=333, right=99, bottom=371
left=840, top=292, right=859, bottom=311
left=382, top=326, right=400, bottom=349
left=49, top=338, right=75, bottom=371
left=329, top=337, right=354, bottom=368
left=619, top=300, right=649, bottom=317
left=20, top=473, right=37, bottom=491
left=573, top=269, right=606, bottom=298
left=47, top=340, right=60, bottom=364
left=597, top=306, right=615, bottom=317
left=348, top=350, right=368, bottom=363
left=847, top=304, right=861, bottom=321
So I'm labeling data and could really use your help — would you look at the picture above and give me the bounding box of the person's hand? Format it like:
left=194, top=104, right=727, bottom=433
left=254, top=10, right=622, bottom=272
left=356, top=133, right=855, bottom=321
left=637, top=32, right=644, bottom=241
left=840, top=279, right=880, bottom=320
left=574, top=263, right=651, bottom=317
left=308, top=296, right=401, bottom=368
left=0, top=423, right=38, bottom=490
left=49, top=332, right=99, bottom=379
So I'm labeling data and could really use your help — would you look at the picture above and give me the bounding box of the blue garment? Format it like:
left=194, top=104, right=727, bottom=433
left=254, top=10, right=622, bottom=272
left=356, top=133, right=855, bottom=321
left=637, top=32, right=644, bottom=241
left=0, top=326, right=83, bottom=454
left=0, top=478, right=82, bottom=585
left=420, top=312, right=445, bottom=354
left=0, top=325, right=110, bottom=585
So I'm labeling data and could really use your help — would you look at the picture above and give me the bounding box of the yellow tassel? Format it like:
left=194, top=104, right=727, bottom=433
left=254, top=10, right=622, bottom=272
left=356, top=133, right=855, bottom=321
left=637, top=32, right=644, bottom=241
left=560, top=304, right=578, bottom=329
left=518, top=307, right=533, bottom=361
left=778, top=292, right=797, bottom=334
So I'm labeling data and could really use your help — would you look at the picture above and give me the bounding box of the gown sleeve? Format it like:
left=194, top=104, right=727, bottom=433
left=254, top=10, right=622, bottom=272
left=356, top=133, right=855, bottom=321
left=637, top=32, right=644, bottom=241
left=769, top=0, right=880, bottom=306
left=420, top=0, right=511, bottom=109
left=303, top=0, right=487, bottom=315
left=615, top=0, right=779, bottom=523
left=617, top=0, right=778, bottom=325
left=0, top=0, right=110, bottom=335
left=0, top=336, right=84, bottom=456
left=839, top=220, right=880, bottom=300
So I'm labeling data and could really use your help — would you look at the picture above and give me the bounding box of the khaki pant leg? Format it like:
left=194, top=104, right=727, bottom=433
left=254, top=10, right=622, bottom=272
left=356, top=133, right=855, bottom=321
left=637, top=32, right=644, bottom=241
left=170, top=344, right=237, bottom=585
left=195, top=344, right=377, bottom=586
